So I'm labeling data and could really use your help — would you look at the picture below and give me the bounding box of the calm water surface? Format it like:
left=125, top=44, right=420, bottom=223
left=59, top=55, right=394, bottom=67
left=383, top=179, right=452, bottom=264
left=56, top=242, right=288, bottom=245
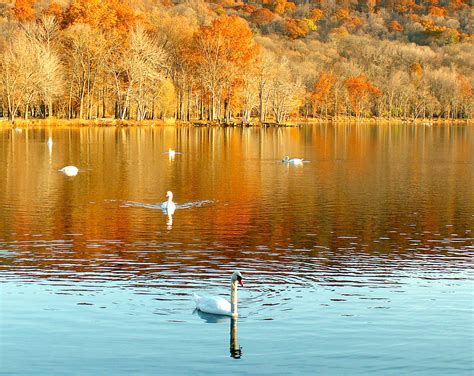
left=0, top=124, right=473, bottom=375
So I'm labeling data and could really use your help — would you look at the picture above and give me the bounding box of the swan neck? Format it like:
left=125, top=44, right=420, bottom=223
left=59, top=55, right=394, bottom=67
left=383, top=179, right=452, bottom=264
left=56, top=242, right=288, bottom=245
left=231, top=281, right=238, bottom=316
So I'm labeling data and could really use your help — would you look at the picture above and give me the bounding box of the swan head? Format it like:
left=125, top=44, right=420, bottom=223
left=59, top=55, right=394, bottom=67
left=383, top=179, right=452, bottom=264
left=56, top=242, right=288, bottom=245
left=166, top=191, right=173, bottom=200
left=283, top=155, right=289, bottom=162
left=231, top=271, right=244, bottom=287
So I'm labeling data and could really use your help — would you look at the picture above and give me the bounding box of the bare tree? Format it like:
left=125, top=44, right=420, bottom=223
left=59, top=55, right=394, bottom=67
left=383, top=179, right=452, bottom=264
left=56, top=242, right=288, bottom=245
left=120, top=25, right=167, bottom=121
left=269, top=57, right=303, bottom=124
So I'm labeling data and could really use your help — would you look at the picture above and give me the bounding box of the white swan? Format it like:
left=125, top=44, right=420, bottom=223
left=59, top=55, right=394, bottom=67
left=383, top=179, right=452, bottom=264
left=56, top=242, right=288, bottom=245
left=168, top=148, right=176, bottom=158
left=282, top=155, right=304, bottom=165
left=161, top=191, right=176, bottom=215
left=194, top=271, right=244, bottom=317
left=59, top=165, right=78, bottom=176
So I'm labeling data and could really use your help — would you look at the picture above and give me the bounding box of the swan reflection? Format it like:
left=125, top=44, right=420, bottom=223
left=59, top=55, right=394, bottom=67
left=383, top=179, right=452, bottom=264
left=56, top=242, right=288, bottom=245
left=229, top=318, right=242, bottom=359
left=196, top=309, right=228, bottom=323
left=166, top=213, right=173, bottom=230
left=47, top=136, right=53, bottom=159
left=195, top=311, right=243, bottom=359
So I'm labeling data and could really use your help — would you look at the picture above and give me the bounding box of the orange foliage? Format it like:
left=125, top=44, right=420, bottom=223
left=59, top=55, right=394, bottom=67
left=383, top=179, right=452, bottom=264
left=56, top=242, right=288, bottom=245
left=285, top=1, right=297, bottom=12
left=311, top=71, right=337, bottom=115
left=251, top=8, right=275, bottom=24
left=365, top=0, right=376, bottom=13
left=309, top=8, right=324, bottom=22
left=407, top=13, right=420, bottom=22
left=236, top=4, right=257, bottom=14
left=188, top=15, right=260, bottom=118
left=64, top=0, right=136, bottom=36
left=330, top=26, right=349, bottom=36
left=449, top=0, right=464, bottom=10
left=389, top=20, right=403, bottom=32
left=333, top=8, right=349, bottom=21
left=283, top=18, right=310, bottom=39
left=428, top=6, right=447, bottom=16
left=272, top=0, right=286, bottom=14
left=346, top=16, right=363, bottom=28
left=345, top=75, right=380, bottom=117
left=418, top=18, right=460, bottom=42
left=394, top=0, right=415, bottom=13
left=190, top=15, right=259, bottom=77
left=12, top=0, right=35, bottom=21
left=457, top=74, right=472, bottom=98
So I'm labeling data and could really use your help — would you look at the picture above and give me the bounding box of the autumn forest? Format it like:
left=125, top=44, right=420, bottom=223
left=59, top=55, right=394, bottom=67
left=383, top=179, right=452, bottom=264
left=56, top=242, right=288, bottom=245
left=0, top=0, right=472, bottom=124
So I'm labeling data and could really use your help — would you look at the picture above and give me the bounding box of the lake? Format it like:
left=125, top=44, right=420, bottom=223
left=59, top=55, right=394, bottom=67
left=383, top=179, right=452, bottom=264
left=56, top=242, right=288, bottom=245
left=0, top=124, right=473, bottom=375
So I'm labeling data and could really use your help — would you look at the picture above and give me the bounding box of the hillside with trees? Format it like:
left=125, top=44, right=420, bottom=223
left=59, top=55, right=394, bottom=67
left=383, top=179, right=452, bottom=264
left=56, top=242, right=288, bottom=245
left=0, top=0, right=472, bottom=123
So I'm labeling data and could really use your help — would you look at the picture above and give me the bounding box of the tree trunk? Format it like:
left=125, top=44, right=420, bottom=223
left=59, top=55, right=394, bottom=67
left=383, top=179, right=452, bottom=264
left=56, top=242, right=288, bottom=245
left=187, top=86, right=192, bottom=121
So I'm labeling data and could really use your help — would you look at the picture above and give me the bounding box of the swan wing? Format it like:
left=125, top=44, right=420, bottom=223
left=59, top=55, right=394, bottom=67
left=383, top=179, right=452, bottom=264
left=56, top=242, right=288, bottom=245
left=194, top=294, right=232, bottom=316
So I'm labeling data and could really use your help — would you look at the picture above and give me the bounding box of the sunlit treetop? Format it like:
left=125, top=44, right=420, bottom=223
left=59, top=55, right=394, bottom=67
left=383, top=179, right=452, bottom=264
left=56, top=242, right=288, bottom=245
left=12, top=0, right=36, bottom=21
left=62, top=0, right=136, bottom=35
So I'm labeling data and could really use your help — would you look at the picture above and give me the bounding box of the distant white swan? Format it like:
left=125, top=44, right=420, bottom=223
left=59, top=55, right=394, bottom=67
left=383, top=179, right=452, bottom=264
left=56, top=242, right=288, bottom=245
left=168, top=148, right=176, bottom=158
left=161, top=191, right=176, bottom=215
left=282, top=155, right=304, bottom=165
left=59, top=166, right=78, bottom=176
left=194, top=271, right=244, bottom=317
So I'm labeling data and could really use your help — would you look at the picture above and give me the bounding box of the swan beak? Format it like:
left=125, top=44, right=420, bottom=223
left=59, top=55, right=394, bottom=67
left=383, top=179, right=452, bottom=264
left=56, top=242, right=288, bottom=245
left=239, top=279, right=244, bottom=287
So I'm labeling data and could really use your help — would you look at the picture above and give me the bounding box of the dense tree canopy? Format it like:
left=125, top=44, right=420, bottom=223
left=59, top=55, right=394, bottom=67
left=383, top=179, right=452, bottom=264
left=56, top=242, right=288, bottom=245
left=0, top=0, right=472, bottom=122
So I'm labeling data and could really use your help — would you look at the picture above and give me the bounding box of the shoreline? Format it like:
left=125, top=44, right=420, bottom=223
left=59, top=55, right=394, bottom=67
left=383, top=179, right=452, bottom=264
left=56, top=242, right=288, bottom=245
left=0, top=117, right=471, bottom=128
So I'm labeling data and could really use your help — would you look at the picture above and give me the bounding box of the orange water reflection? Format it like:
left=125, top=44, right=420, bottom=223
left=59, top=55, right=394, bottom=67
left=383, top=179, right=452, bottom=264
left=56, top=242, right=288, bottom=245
left=0, top=124, right=472, bottom=282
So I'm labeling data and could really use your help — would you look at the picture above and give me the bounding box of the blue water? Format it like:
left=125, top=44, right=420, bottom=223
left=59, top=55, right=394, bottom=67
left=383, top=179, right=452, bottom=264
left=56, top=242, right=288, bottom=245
left=0, top=124, right=473, bottom=374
